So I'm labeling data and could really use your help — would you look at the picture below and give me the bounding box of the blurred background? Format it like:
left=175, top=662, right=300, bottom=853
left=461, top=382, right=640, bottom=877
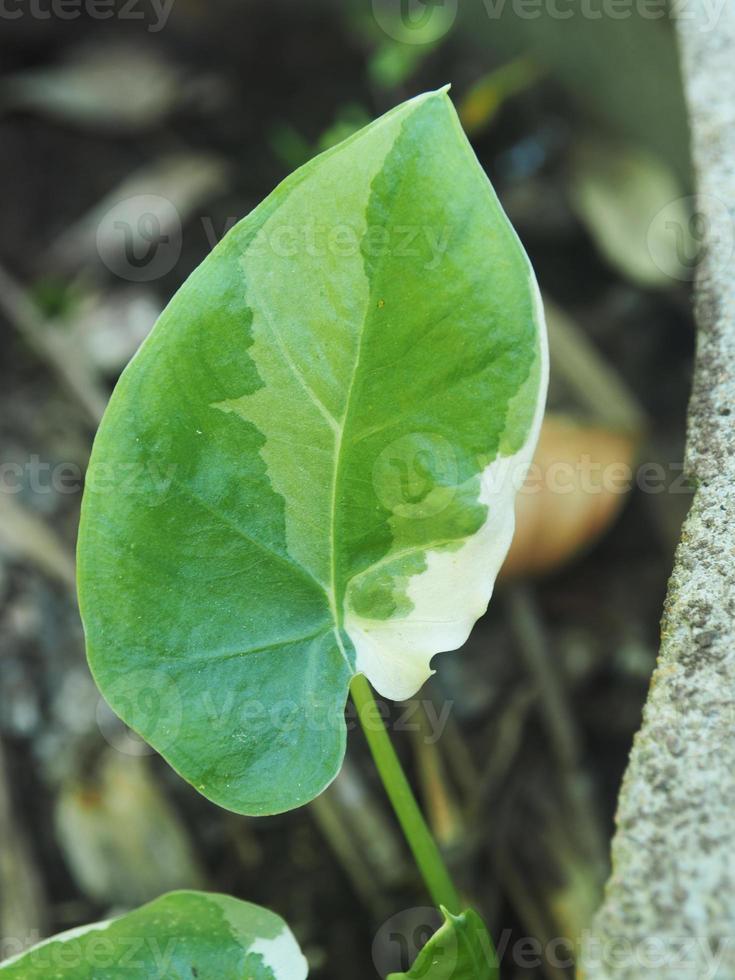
left=0, top=1, right=699, bottom=976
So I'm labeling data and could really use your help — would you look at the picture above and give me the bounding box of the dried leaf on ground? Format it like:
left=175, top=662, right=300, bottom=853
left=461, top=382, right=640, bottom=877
left=0, top=45, right=183, bottom=130
left=55, top=751, right=205, bottom=908
left=502, top=414, right=638, bottom=578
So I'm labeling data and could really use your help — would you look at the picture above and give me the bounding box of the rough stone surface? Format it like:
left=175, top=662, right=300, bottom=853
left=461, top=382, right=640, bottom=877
left=580, top=5, right=735, bottom=978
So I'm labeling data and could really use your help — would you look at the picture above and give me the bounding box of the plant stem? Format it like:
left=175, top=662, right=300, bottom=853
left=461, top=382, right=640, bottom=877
left=349, top=673, right=461, bottom=914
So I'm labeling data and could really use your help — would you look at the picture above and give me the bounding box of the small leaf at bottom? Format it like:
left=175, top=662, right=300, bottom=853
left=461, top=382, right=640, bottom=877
left=0, top=890, right=308, bottom=979
left=388, top=907, right=498, bottom=980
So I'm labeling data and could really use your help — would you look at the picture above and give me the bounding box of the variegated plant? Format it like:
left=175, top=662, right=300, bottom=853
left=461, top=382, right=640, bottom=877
left=0, top=892, right=307, bottom=979
left=76, top=88, right=547, bottom=978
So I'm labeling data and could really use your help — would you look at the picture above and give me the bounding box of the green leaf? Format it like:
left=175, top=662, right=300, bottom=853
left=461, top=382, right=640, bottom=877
left=77, top=88, right=547, bottom=816
left=388, top=907, right=499, bottom=979
left=0, top=891, right=307, bottom=979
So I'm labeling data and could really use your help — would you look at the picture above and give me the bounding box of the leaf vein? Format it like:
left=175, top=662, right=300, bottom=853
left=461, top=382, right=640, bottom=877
left=173, top=627, right=332, bottom=666
left=260, top=305, right=339, bottom=433
left=178, top=485, right=327, bottom=595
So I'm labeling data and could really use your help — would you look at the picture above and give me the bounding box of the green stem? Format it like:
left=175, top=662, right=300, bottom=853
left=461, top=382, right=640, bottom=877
left=349, top=673, right=461, bottom=914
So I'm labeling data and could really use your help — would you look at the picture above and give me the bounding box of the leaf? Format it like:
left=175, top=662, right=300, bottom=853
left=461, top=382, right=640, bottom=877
left=77, top=89, right=547, bottom=815
left=387, top=907, right=498, bottom=979
left=0, top=891, right=308, bottom=979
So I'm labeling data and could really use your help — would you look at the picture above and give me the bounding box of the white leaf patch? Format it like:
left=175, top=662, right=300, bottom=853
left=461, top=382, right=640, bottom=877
left=250, top=927, right=309, bottom=979
left=345, top=276, right=548, bottom=701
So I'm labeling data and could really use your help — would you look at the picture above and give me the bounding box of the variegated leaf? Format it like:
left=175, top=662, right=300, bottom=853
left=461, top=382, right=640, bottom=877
left=77, top=89, right=547, bottom=815
left=0, top=891, right=307, bottom=979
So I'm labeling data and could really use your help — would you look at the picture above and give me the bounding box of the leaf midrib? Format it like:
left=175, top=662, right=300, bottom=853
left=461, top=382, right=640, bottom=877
left=326, top=285, right=368, bottom=665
